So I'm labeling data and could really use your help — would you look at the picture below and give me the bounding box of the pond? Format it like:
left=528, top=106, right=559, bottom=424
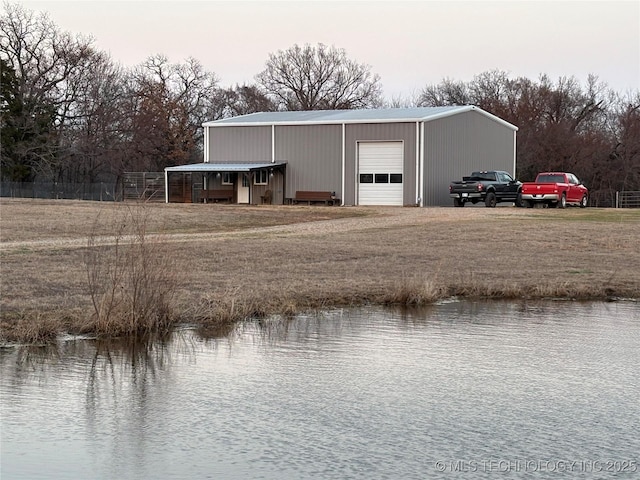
left=1, top=300, right=639, bottom=479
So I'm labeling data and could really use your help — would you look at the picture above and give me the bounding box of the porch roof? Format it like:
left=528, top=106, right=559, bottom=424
left=165, top=162, right=286, bottom=173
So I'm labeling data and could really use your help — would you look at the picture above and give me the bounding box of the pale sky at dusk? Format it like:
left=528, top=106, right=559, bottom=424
left=15, top=1, right=640, bottom=99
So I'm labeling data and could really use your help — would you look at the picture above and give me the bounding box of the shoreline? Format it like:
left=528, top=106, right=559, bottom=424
left=3, top=295, right=638, bottom=347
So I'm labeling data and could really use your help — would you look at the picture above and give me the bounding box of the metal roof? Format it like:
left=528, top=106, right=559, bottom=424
left=165, top=162, right=286, bottom=173
left=202, top=106, right=518, bottom=131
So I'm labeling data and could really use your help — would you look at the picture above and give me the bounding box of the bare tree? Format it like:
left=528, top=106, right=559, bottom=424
left=218, top=84, right=277, bottom=117
left=417, top=70, right=637, bottom=204
left=595, top=92, right=640, bottom=201
left=0, top=1, right=104, bottom=181
left=384, top=90, right=421, bottom=108
left=59, top=53, right=129, bottom=183
left=256, top=43, right=383, bottom=111
left=1, top=2, right=59, bottom=180
left=468, top=70, right=514, bottom=115
left=2, top=0, right=221, bottom=182
left=173, top=57, right=220, bottom=153
left=418, top=77, right=470, bottom=107
left=123, top=55, right=219, bottom=171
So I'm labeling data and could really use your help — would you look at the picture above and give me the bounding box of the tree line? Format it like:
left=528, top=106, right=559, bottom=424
left=1, top=2, right=638, bottom=205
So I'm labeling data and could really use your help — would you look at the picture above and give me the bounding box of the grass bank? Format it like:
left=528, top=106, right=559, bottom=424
left=1, top=199, right=639, bottom=344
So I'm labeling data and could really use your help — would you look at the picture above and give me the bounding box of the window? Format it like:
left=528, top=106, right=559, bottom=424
left=254, top=170, right=268, bottom=185
left=537, top=174, right=565, bottom=183
left=221, top=172, right=232, bottom=185
left=360, top=174, right=373, bottom=183
left=472, top=172, right=497, bottom=181
left=361, top=173, right=402, bottom=183
left=498, top=172, right=513, bottom=183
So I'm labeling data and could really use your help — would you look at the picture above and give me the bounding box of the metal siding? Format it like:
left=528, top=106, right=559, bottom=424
left=208, top=126, right=272, bottom=162
left=345, top=123, right=417, bottom=206
left=204, top=110, right=514, bottom=207
left=252, top=171, right=285, bottom=205
left=422, top=111, right=516, bottom=206
left=274, top=124, right=342, bottom=198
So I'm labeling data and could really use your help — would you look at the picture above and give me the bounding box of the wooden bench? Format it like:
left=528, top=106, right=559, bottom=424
left=201, top=189, right=234, bottom=203
left=290, top=191, right=339, bottom=205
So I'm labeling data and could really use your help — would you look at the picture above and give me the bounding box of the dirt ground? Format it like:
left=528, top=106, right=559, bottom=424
left=1, top=199, right=639, bottom=340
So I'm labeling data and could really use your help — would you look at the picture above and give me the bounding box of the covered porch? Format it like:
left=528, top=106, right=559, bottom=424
left=164, top=162, right=287, bottom=204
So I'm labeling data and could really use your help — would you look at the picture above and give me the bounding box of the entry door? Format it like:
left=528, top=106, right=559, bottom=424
left=237, top=173, right=250, bottom=203
left=358, top=142, right=404, bottom=206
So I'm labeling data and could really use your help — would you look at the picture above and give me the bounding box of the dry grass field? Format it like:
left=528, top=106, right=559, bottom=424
left=1, top=198, right=639, bottom=343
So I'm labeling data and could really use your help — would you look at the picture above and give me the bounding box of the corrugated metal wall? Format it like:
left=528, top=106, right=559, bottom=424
left=206, top=112, right=515, bottom=207
left=345, top=123, right=417, bottom=205
left=422, top=110, right=516, bottom=206
left=274, top=124, right=342, bottom=199
left=208, top=126, right=272, bottom=162
left=252, top=170, right=285, bottom=205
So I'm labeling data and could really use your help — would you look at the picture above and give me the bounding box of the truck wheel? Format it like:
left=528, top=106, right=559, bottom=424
left=580, top=195, right=588, bottom=208
left=453, top=198, right=465, bottom=207
left=485, top=192, right=497, bottom=208
left=558, top=193, right=567, bottom=209
left=515, top=192, right=523, bottom=207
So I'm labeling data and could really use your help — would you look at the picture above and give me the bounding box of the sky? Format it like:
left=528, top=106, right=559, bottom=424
left=15, top=0, right=640, bottom=99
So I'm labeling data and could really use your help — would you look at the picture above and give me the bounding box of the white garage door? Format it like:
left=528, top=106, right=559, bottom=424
left=358, top=142, right=404, bottom=206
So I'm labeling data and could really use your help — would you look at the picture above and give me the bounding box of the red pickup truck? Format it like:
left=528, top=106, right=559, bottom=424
left=521, top=172, right=588, bottom=208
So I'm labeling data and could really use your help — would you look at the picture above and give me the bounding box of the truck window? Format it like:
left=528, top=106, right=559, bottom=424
left=537, top=174, right=565, bottom=183
left=471, top=172, right=496, bottom=181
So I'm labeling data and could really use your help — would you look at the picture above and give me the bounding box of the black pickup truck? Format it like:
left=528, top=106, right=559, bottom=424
left=449, top=170, right=522, bottom=207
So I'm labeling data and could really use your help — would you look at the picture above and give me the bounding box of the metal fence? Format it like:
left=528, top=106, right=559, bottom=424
left=616, top=191, right=640, bottom=208
left=122, top=172, right=165, bottom=202
left=0, top=181, right=120, bottom=201
left=1, top=173, right=167, bottom=202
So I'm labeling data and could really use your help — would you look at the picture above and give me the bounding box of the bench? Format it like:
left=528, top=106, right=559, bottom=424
left=201, top=189, right=234, bottom=203
left=290, top=191, right=340, bottom=206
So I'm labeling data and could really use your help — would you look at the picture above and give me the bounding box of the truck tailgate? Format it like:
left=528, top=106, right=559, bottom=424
left=522, top=183, right=558, bottom=195
left=450, top=182, right=480, bottom=193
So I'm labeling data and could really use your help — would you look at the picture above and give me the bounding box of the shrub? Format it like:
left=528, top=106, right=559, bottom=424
left=84, top=203, right=177, bottom=336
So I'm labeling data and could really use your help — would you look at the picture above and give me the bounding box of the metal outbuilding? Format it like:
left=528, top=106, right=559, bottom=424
left=164, top=106, right=518, bottom=206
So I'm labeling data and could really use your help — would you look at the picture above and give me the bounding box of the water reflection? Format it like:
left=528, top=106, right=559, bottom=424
left=2, top=333, right=178, bottom=379
left=1, top=300, right=639, bottom=480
